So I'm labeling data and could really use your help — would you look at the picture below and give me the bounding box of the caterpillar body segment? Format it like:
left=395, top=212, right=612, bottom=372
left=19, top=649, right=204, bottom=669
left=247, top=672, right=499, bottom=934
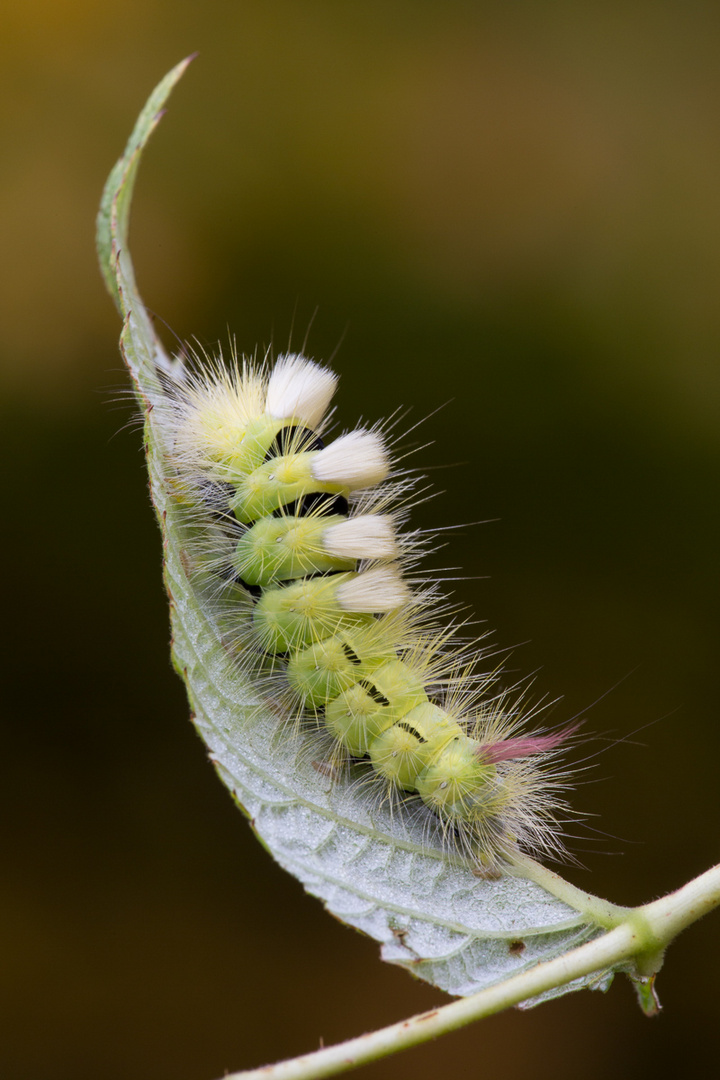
left=166, top=351, right=573, bottom=866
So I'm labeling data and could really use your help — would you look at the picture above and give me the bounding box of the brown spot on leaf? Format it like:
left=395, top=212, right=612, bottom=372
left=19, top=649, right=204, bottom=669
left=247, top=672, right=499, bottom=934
left=312, top=760, right=340, bottom=781
left=472, top=866, right=502, bottom=881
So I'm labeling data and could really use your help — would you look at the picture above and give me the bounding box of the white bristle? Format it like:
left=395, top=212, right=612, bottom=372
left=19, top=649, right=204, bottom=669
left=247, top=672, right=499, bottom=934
left=323, top=515, right=397, bottom=560
left=312, top=430, right=389, bottom=489
left=336, top=567, right=409, bottom=613
left=265, top=354, right=337, bottom=427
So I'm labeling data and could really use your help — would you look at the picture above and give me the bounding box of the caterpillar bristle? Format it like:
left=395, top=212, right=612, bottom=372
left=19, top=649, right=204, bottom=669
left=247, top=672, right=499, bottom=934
left=158, top=344, right=578, bottom=869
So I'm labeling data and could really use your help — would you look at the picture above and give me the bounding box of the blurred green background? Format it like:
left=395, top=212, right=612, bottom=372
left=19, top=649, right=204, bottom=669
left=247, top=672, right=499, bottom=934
left=2, top=3, right=719, bottom=1079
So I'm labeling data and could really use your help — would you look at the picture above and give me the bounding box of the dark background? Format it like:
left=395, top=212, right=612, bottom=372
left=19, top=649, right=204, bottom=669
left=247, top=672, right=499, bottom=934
left=1, top=3, right=719, bottom=1079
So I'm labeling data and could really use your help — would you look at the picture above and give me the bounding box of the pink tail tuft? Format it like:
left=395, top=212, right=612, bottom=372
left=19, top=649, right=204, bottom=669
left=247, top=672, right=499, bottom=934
left=477, top=723, right=580, bottom=764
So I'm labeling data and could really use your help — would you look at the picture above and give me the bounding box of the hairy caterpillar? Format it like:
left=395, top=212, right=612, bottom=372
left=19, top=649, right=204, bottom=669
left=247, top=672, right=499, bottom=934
left=156, top=349, right=574, bottom=868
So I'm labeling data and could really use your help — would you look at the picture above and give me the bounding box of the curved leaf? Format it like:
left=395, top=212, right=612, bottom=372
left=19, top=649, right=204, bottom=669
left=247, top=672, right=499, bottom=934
left=97, top=61, right=625, bottom=1000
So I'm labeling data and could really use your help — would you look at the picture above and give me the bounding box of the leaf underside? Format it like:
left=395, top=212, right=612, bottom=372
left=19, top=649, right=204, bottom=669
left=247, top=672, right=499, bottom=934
left=97, top=60, right=611, bottom=1000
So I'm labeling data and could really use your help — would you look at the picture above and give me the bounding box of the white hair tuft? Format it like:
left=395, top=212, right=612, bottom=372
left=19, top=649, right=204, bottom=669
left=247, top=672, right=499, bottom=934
left=336, top=567, right=409, bottom=613
left=312, top=431, right=389, bottom=490
left=323, top=515, right=397, bottom=560
left=265, top=354, right=337, bottom=427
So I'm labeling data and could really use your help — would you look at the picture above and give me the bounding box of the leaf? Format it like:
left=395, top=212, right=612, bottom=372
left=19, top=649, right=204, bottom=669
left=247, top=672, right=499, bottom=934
left=97, top=61, right=624, bottom=1001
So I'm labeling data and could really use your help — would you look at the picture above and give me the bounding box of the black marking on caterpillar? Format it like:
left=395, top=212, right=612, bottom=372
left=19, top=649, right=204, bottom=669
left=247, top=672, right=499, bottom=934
left=359, top=680, right=392, bottom=708
left=265, top=423, right=326, bottom=459
left=274, top=491, right=350, bottom=519
left=159, top=351, right=576, bottom=867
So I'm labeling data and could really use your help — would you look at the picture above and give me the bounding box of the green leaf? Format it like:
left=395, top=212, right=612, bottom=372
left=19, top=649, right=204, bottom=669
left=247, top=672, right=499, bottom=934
left=97, top=61, right=627, bottom=1000
left=96, top=55, right=194, bottom=319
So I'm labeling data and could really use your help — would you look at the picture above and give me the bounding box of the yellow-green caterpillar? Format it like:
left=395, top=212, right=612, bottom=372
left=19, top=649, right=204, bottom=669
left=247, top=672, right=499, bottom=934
left=160, top=350, right=574, bottom=867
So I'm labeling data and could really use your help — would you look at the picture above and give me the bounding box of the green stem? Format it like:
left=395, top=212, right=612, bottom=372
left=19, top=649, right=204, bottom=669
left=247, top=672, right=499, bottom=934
left=507, top=852, right=630, bottom=928
left=223, top=862, right=720, bottom=1080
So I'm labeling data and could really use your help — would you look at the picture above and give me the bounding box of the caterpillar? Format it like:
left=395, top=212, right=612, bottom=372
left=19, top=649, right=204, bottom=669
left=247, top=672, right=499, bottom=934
left=154, top=348, right=575, bottom=869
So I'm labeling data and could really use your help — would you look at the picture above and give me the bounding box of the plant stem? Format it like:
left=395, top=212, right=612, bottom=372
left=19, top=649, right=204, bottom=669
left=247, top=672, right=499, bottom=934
left=223, top=862, right=720, bottom=1080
